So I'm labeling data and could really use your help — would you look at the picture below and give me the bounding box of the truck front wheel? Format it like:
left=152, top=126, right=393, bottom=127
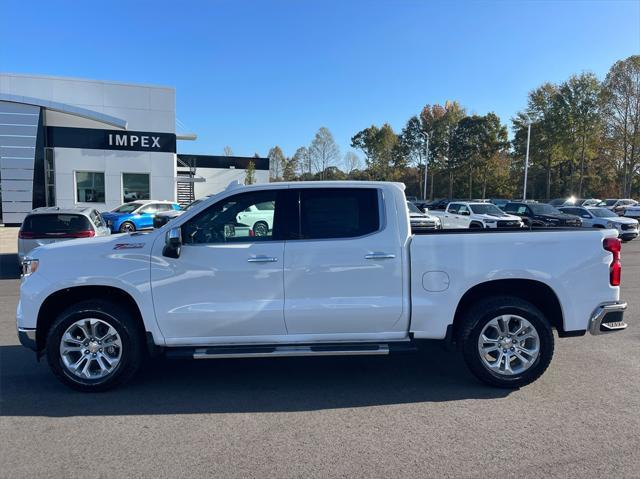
left=458, top=296, right=554, bottom=388
left=46, top=299, right=144, bottom=392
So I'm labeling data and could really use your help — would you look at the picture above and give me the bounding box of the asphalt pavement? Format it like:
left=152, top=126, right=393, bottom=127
left=1, top=229, right=639, bottom=478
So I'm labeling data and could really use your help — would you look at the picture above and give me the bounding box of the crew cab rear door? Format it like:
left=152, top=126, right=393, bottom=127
left=282, top=187, right=405, bottom=335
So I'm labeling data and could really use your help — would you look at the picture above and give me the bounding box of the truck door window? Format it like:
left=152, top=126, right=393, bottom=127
left=448, top=204, right=460, bottom=214
left=298, top=188, right=379, bottom=239
left=182, top=191, right=279, bottom=244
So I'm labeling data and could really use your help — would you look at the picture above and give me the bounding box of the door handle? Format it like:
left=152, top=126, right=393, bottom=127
left=365, top=253, right=396, bottom=260
left=247, top=256, right=278, bottom=263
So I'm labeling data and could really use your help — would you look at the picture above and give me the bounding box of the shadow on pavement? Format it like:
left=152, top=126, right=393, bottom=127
left=0, top=253, right=20, bottom=280
left=0, top=343, right=510, bottom=417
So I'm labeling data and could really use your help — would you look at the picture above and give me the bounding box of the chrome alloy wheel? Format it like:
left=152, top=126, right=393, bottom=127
left=59, top=318, right=122, bottom=380
left=477, top=314, right=540, bottom=376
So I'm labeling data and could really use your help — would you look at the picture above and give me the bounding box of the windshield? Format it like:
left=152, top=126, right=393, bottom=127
left=529, top=203, right=561, bottom=215
left=407, top=202, right=422, bottom=214
left=590, top=207, right=618, bottom=218
left=469, top=204, right=505, bottom=216
left=112, top=203, right=143, bottom=213
left=600, top=200, right=617, bottom=206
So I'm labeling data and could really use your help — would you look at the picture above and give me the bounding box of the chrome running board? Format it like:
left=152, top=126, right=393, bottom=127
left=191, top=343, right=390, bottom=360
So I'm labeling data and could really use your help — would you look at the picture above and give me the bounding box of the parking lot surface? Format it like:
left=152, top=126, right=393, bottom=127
left=1, top=228, right=639, bottom=478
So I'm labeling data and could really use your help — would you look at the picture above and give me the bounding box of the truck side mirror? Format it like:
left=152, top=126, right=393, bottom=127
left=163, top=227, right=182, bottom=258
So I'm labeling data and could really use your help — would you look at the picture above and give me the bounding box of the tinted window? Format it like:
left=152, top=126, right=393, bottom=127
left=113, top=203, right=143, bottom=213
left=183, top=190, right=278, bottom=244
left=504, top=203, right=519, bottom=213
left=529, top=203, right=561, bottom=215
left=76, top=172, right=105, bottom=203
left=448, top=203, right=460, bottom=214
left=458, top=204, right=470, bottom=215
left=90, top=210, right=105, bottom=227
left=560, top=208, right=582, bottom=216
left=122, top=173, right=150, bottom=203
left=139, top=204, right=159, bottom=214
left=21, top=214, right=92, bottom=235
left=299, top=188, right=379, bottom=239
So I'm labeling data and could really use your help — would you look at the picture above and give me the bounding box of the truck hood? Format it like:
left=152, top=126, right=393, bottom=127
left=28, top=230, right=156, bottom=258
left=611, top=216, right=639, bottom=226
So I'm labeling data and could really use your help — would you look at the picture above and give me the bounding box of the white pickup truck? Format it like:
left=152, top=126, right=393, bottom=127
left=17, top=181, right=628, bottom=391
left=432, top=201, right=524, bottom=229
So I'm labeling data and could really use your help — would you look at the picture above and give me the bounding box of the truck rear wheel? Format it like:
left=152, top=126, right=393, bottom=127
left=458, top=296, right=554, bottom=388
left=46, top=299, right=143, bottom=392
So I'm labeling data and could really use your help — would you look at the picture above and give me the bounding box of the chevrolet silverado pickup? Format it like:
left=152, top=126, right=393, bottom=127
left=17, top=181, right=628, bottom=391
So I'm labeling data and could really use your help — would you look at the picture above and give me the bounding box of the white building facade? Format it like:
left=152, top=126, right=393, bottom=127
left=0, top=73, right=268, bottom=225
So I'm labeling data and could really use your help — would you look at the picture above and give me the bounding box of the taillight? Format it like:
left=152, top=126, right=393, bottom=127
left=249, top=229, right=255, bottom=237
left=18, top=230, right=95, bottom=239
left=603, top=237, right=621, bottom=286
left=67, top=230, right=95, bottom=238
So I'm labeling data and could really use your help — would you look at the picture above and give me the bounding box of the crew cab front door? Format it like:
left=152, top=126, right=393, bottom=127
left=150, top=190, right=287, bottom=343
left=282, top=187, right=405, bottom=336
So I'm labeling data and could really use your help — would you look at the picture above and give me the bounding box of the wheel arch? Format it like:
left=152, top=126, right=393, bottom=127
left=450, top=279, right=567, bottom=345
left=36, top=286, right=146, bottom=352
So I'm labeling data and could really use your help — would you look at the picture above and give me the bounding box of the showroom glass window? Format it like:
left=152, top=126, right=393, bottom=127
left=122, top=173, right=150, bottom=203
left=75, top=171, right=105, bottom=203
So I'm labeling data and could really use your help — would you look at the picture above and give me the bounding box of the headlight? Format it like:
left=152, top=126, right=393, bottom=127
left=484, top=219, right=496, bottom=224
left=607, top=222, right=614, bottom=229
left=21, top=258, right=39, bottom=277
left=106, top=220, right=113, bottom=227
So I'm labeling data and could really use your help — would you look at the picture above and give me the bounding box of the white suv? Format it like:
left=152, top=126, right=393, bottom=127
left=235, top=201, right=275, bottom=236
left=439, top=202, right=523, bottom=229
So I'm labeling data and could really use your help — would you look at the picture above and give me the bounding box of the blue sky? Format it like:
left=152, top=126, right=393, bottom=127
left=2, top=0, right=639, bottom=160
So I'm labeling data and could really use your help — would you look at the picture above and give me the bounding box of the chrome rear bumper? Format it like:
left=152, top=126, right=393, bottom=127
left=589, top=302, right=628, bottom=335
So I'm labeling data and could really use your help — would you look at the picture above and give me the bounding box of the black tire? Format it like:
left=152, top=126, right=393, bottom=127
left=46, top=299, right=144, bottom=392
left=457, top=296, right=554, bottom=388
left=119, top=221, right=136, bottom=233
left=253, top=221, right=269, bottom=237
left=469, top=222, right=483, bottom=229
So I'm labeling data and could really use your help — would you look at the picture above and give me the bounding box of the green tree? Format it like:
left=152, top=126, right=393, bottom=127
left=351, top=123, right=400, bottom=180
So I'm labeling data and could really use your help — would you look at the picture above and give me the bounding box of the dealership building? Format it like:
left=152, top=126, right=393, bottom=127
left=0, top=73, right=269, bottom=225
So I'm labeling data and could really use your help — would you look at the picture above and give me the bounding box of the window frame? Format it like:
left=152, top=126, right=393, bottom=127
left=121, top=172, right=151, bottom=204
left=285, top=187, right=384, bottom=242
left=181, top=189, right=286, bottom=245
left=74, top=170, right=106, bottom=204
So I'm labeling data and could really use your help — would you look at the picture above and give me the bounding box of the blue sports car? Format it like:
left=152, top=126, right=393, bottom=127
left=102, top=201, right=181, bottom=233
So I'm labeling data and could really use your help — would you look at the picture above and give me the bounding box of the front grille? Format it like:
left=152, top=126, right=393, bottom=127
left=621, top=224, right=637, bottom=231
left=497, top=220, right=520, bottom=228
left=411, top=221, right=438, bottom=230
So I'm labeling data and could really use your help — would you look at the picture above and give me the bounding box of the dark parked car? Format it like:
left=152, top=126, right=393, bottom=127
left=503, top=202, right=582, bottom=227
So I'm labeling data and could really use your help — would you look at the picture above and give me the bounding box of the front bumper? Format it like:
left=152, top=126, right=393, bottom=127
left=18, top=327, right=37, bottom=351
left=589, top=302, right=628, bottom=335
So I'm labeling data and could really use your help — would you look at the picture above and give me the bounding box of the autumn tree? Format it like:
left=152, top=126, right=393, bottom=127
left=309, top=127, right=340, bottom=179
left=602, top=55, right=640, bottom=197
left=244, top=160, right=256, bottom=185
left=267, top=146, right=285, bottom=181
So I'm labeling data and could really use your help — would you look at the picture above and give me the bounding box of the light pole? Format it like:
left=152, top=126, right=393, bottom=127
left=523, top=119, right=532, bottom=200
left=421, top=132, right=430, bottom=201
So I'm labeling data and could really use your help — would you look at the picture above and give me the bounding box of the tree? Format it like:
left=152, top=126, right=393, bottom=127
left=602, top=55, right=640, bottom=197
left=351, top=123, right=399, bottom=180
left=244, top=160, right=256, bottom=185
left=309, top=127, right=340, bottom=179
left=556, top=73, right=602, bottom=196
left=293, top=146, right=311, bottom=177
left=282, top=155, right=298, bottom=181
left=223, top=146, right=233, bottom=157
left=343, top=151, right=361, bottom=173
left=267, top=146, right=285, bottom=181
left=399, top=116, right=428, bottom=197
